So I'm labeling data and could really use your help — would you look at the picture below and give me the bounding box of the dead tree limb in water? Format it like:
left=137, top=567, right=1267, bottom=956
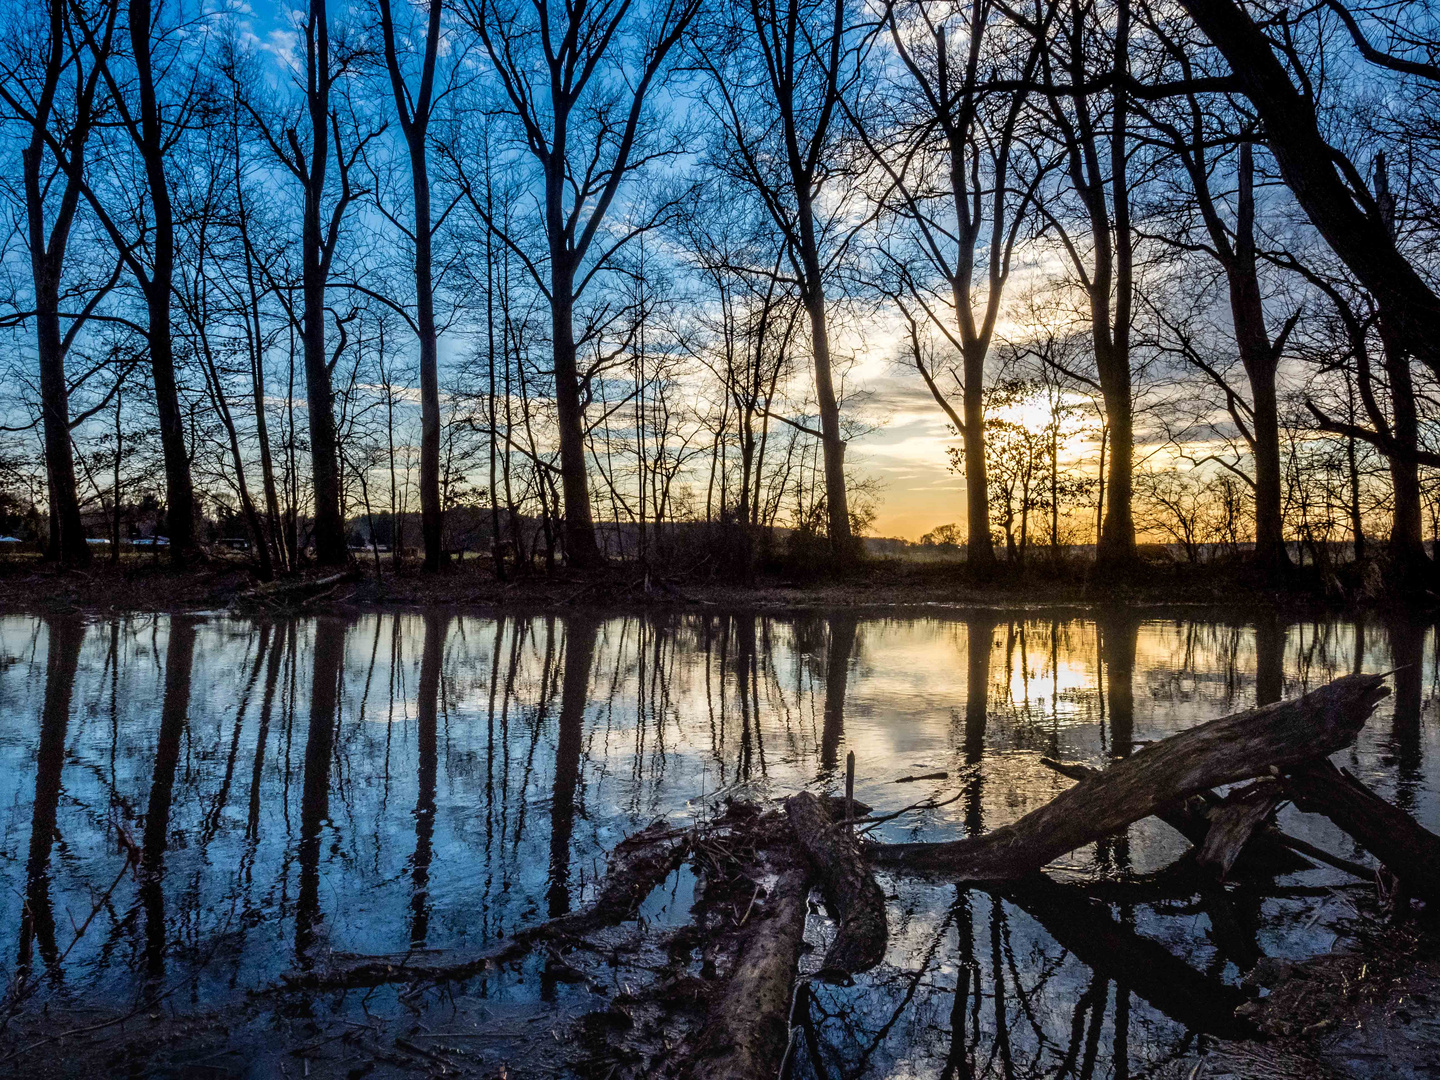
left=682, top=860, right=812, bottom=1080
left=785, top=791, right=887, bottom=978
left=1197, top=780, right=1287, bottom=879
left=1284, top=759, right=1440, bottom=903
left=1040, top=758, right=1355, bottom=877
left=871, top=675, right=1388, bottom=879
left=283, top=821, right=689, bottom=988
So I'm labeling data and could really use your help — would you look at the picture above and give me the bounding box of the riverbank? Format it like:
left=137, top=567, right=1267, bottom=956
left=0, top=552, right=1363, bottom=617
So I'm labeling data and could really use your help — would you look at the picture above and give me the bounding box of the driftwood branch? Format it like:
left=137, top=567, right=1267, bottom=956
left=233, top=570, right=361, bottom=611
left=785, top=792, right=887, bottom=978
left=1040, top=758, right=1376, bottom=881
left=871, top=675, right=1388, bottom=879
left=682, top=859, right=812, bottom=1080
left=1284, top=759, right=1440, bottom=903
left=284, top=821, right=689, bottom=989
left=1197, top=780, right=1287, bottom=879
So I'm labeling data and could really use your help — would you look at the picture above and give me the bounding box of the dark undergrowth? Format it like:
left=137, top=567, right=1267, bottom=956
left=0, top=540, right=1429, bottom=617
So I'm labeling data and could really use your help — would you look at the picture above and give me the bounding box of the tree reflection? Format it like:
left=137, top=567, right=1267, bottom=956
left=1387, top=617, right=1426, bottom=812
left=139, top=617, right=195, bottom=982
left=296, top=617, right=345, bottom=965
left=409, top=613, right=447, bottom=948
left=547, top=616, right=597, bottom=919
left=17, top=616, right=85, bottom=982
left=821, top=614, right=858, bottom=774
left=1098, top=611, right=1136, bottom=758
left=1254, top=612, right=1285, bottom=706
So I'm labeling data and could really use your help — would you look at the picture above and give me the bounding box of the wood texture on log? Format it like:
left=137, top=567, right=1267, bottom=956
left=285, top=821, right=689, bottom=988
left=1197, top=780, right=1286, bottom=879
left=785, top=792, right=887, bottom=978
left=871, top=675, right=1387, bottom=878
left=1039, top=756, right=1215, bottom=844
left=999, top=875, right=1258, bottom=1039
left=1042, top=758, right=1325, bottom=876
left=683, top=861, right=812, bottom=1080
left=1284, top=759, right=1440, bottom=903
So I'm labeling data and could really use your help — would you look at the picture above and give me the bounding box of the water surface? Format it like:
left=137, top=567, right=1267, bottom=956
left=1, top=610, right=1434, bottom=1076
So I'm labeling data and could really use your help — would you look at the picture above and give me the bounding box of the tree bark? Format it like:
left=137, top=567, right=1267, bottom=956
left=549, top=260, right=602, bottom=567
left=682, top=861, right=812, bottom=1080
left=379, top=0, right=445, bottom=572
left=130, top=0, right=196, bottom=563
left=870, top=674, right=1388, bottom=878
left=23, top=0, right=97, bottom=567
left=301, top=0, right=347, bottom=567
left=785, top=792, right=887, bottom=977
left=1195, top=779, right=1285, bottom=878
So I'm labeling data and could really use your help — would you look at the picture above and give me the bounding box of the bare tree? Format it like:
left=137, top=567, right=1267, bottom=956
left=694, top=0, right=870, bottom=553
left=0, top=0, right=118, bottom=564
left=461, top=0, right=701, bottom=567
left=858, top=0, right=1051, bottom=569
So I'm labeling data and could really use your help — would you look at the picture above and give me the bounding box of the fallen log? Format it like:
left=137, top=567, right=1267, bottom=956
left=1039, top=756, right=1216, bottom=845
left=1284, top=759, right=1440, bottom=903
left=233, top=569, right=360, bottom=610
left=682, top=859, right=812, bottom=1080
left=870, top=674, right=1388, bottom=879
left=283, top=821, right=689, bottom=989
left=1197, top=780, right=1286, bottom=879
left=1041, top=757, right=1370, bottom=879
left=784, top=792, right=887, bottom=978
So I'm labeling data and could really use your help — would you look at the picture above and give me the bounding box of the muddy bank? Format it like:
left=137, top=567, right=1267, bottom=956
left=0, top=554, right=1349, bottom=617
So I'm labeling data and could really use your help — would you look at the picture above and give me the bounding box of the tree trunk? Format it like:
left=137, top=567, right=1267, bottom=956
left=1230, top=144, right=1287, bottom=571
left=549, top=259, right=602, bottom=568
left=414, top=158, right=445, bottom=572
left=961, top=341, right=994, bottom=568
left=785, top=792, right=887, bottom=977
left=34, top=291, right=88, bottom=566
left=301, top=0, right=346, bottom=567
left=1383, top=339, right=1428, bottom=578
left=132, top=0, right=196, bottom=564
left=1284, top=758, right=1440, bottom=904
left=798, top=249, right=852, bottom=554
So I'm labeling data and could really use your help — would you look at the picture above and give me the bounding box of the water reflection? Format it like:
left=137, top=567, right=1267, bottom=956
left=0, top=610, right=1435, bottom=1076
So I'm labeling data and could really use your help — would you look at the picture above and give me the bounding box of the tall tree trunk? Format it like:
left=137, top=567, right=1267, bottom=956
left=1230, top=145, right=1289, bottom=573
left=34, top=291, right=88, bottom=565
left=132, top=0, right=196, bottom=563
left=301, top=0, right=346, bottom=567
left=1383, top=337, right=1428, bottom=576
left=22, top=0, right=95, bottom=567
left=379, top=0, right=446, bottom=572
left=960, top=341, right=994, bottom=568
left=1095, top=0, right=1135, bottom=569
left=239, top=192, right=287, bottom=570
left=797, top=211, right=852, bottom=553
left=549, top=259, right=602, bottom=567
